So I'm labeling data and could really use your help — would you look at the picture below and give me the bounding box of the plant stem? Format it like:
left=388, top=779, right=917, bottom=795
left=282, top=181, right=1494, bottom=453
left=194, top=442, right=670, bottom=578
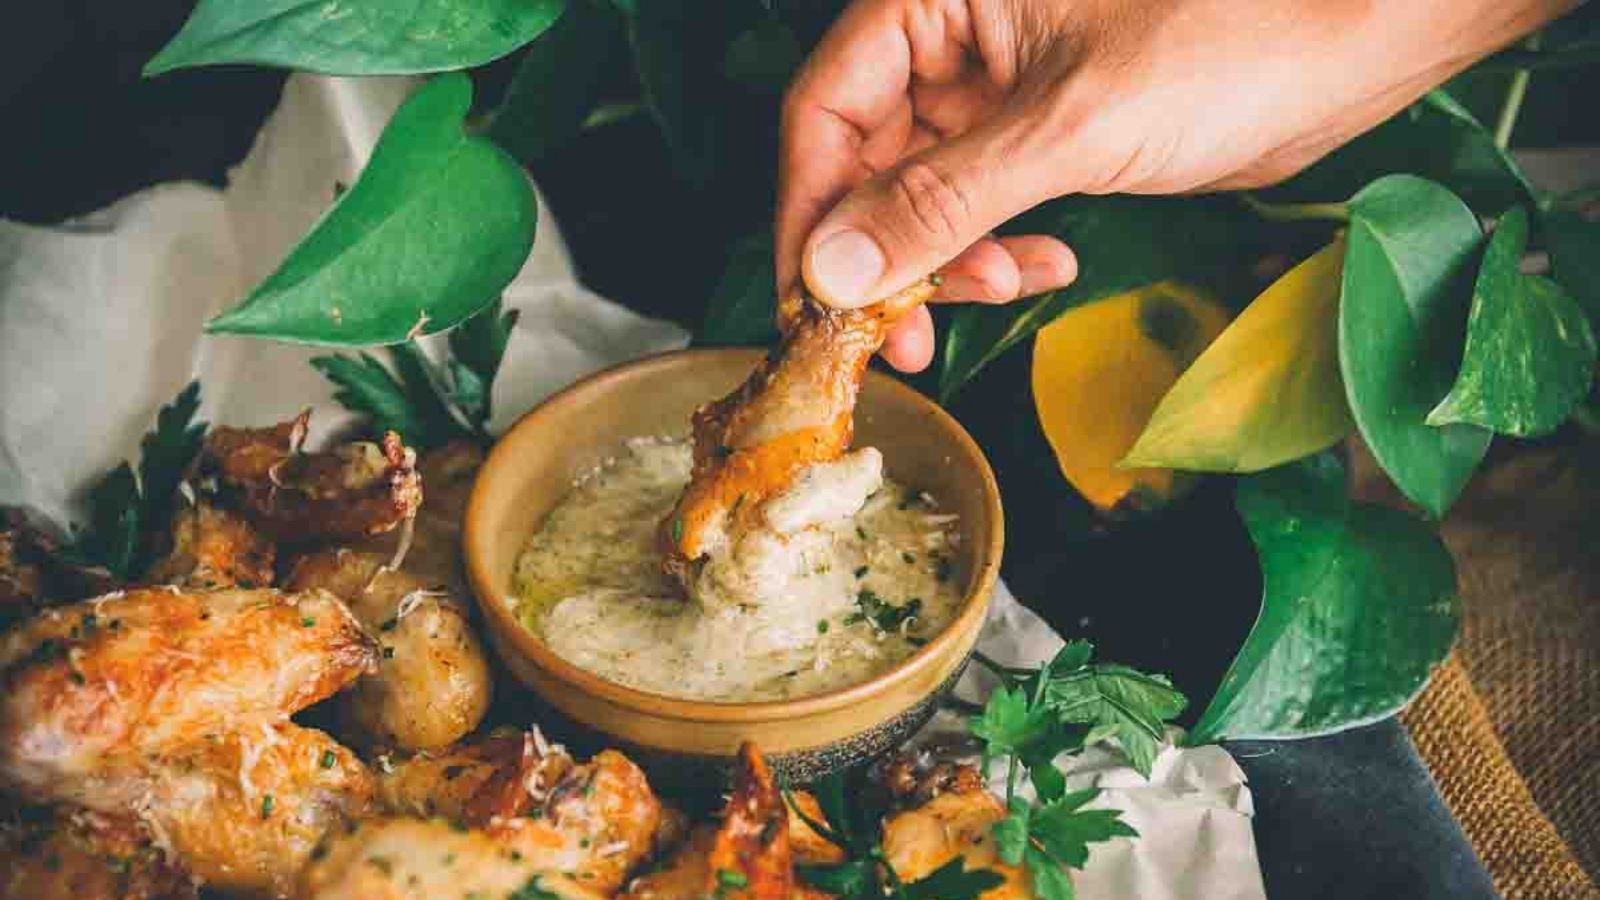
left=971, top=650, right=1032, bottom=681
left=1240, top=195, right=1350, bottom=223
left=1004, top=754, right=1020, bottom=805
left=1495, top=34, right=1540, bottom=150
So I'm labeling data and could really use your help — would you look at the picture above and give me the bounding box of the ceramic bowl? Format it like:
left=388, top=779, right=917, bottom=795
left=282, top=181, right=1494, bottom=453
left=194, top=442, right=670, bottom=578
left=463, top=348, right=1002, bottom=784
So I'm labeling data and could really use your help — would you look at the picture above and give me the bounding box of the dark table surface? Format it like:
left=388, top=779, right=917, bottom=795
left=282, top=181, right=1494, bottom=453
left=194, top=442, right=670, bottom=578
left=2, top=5, right=1500, bottom=897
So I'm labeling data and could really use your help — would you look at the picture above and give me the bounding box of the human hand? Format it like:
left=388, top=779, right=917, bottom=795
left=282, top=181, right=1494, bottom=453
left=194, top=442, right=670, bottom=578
left=777, top=0, right=1567, bottom=371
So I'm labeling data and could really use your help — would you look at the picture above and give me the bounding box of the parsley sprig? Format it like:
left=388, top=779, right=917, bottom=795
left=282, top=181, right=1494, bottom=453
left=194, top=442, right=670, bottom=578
left=70, top=381, right=206, bottom=579
left=312, top=298, right=518, bottom=450
left=787, top=771, right=1003, bottom=900
left=970, top=640, right=1186, bottom=899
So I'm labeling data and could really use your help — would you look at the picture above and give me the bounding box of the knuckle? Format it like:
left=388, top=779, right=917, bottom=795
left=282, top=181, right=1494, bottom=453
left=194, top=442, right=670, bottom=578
left=886, top=161, right=973, bottom=248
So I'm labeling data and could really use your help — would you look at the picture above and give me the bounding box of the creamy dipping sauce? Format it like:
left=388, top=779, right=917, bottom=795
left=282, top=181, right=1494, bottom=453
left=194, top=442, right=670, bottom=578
left=511, top=438, right=963, bottom=701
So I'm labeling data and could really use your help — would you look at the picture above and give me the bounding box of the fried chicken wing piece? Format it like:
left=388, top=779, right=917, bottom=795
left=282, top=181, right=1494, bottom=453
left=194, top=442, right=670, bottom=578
left=707, top=743, right=793, bottom=899
left=284, top=549, right=491, bottom=752
left=145, top=500, right=276, bottom=590
left=622, top=744, right=825, bottom=900
left=878, top=769, right=1030, bottom=900
left=353, top=441, right=484, bottom=589
left=661, top=281, right=936, bottom=573
left=202, top=412, right=422, bottom=544
left=298, top=816, right=606, bottom=900
left=1, top=805, right=197, bottom=900
left=130, top=722, right=373, bottom=897
left=0, top=508, right=119, bottom=627
left=376, top=731, right=666, bottom=895
left=0, top=587, right=375, bottom=798
left=377, top=729, right=572, bottom=824
left=0, top=511, right=51, bottom=629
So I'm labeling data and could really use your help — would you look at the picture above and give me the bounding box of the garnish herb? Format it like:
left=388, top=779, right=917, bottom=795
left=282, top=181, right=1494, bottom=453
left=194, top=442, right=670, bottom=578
left=313, top=298, right=519, bottom=450
left=852, top=590, right=921, bottom=632
left=509, top=874, right=560, bottom=900
left=969, top=640, right=1186, bottom=898
left=787, top=770, right=1003, bottom=900
left=69, top=381, right=206, bottom=580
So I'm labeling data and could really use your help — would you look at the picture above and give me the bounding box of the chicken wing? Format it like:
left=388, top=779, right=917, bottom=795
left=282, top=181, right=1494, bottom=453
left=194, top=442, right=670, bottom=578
left=201, top=413, right=422, bottom=544
left=0, top=508, right=118, bottom=627
left=376, top=730, right=667, bottom=896
left=661, top=282, right=936, bottom=574
left=297, top=816, right=606, bottom=900
left=877, top=768, right=1030, bottom=900
left=144, top=499, right=276, bottom=590
left=130, top=722, right=373, bottom=897
left=0, top=587, right=375, bottom=799
left=353, top=441, right=484, bottom=589
left=1, top=805, right=196, bottom=900
left=284, top=549, right=491, bottom=752
left=621, top=743, right=828, bottom=900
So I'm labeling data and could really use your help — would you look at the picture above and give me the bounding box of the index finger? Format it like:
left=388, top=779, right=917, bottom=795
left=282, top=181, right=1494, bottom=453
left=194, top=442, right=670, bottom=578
left=774, top=0, right=916, bottom=293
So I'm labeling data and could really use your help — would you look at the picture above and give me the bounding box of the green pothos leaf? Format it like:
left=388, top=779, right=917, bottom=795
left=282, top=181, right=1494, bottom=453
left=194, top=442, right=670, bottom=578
left=487, top=0, right=627, bottom=165
left=1541, top=203, right=1600, bottom=329
left=939, top=195, right=1262, bottom=401
left=207, top=73, right=537, bottom=347
left=696, top=233, right=779, bottom=346
left=1187, top=454, right=1460, bottom=743
left=1338, top=174, right=1490, bottom=518
left=1268, top=88, right=1535, bottom=212
left=144, top=0, right=565, bottom=76
left=1429, top=206, right=1598, bottom=436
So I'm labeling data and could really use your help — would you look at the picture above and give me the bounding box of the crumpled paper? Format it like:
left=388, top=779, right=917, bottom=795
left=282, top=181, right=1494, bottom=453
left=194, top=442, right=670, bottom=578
left=0, top=73, right=1263, bottom=899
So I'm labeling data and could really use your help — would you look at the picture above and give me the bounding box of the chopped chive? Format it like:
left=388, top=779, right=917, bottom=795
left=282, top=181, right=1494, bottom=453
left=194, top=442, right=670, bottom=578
left=321, top=750, right=338, bottom=769
left=854, top=565, right=869, bottom=578
left=260, top=794, right=275, bottom=818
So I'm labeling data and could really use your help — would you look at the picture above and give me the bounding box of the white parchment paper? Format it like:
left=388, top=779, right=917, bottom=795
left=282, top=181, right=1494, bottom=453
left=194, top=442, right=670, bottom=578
left=0, top=74, right=1263, bottom=899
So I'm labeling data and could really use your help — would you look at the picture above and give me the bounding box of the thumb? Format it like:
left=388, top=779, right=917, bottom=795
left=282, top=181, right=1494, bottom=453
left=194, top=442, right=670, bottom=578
left=801, top=117, right=1054, bottom=308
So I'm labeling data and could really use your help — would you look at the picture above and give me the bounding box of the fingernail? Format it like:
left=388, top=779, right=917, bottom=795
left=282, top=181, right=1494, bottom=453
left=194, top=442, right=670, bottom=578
left=936, top=275, right=995, bottom=302
left=807, top=229, right=885, bottom=308
left=1017, top=261, right=1068, bottom=296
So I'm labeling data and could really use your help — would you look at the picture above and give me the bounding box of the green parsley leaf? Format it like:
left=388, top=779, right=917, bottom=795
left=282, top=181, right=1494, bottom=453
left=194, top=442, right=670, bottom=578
left=1040, top=644, right=1186, bottom=777
left=508, top=874, right=561, bottom=900
left=1028, top=788, right=1137, bottom=869
left=716, top=868, right=750, bottom=888
left=311, top=352, right=434, bottom=443
left=969, top=686, right=1054, bottom=757
left=446, top=297, right=518, bottom=423
left=137, top=380, right=206, bottom=531
left=1024, top=845, right=1078, bottom=900
left=993, top=796, right=1032, bottom=865
left=71, top=381, right=208, bottom=580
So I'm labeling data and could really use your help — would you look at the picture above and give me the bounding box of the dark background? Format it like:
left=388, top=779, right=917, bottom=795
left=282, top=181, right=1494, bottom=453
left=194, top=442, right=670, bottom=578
left=10, top=1, right=1592, bottom=896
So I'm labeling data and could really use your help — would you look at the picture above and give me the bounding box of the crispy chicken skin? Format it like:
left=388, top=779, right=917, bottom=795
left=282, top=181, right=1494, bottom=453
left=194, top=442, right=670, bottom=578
left=376, top=731, right=667, bottom=896
left=661, top=281, right=936, bottom=574
left=0, top=513, right=50, bottom=629
left=297, top=817, right=606, bottom=900
left=1, top=805, right=197, bottom=900
left=284, top=549, right=491, bottom=752
left=132, top=723, right=374, bottom=897
left=878, top=775, right=1031, bottom=900
left=0, top=508, right=119, bottom=626
left=622, top=743, right=829, bottom=900
left=706, top=743, right=793, bottom=900
left=376, top=729, right=570, bottom=824
left=0, top=587, right=375, bottom=799
left=353, top=441, right=484, bottom=589
left=145, top=500, right=277, bottom=590
left=202, top=413, right=422, bottom=544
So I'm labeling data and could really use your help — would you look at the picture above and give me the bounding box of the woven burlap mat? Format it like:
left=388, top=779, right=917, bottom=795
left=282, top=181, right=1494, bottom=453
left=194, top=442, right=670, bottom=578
left=1357, top=438, right=1599, bottom=898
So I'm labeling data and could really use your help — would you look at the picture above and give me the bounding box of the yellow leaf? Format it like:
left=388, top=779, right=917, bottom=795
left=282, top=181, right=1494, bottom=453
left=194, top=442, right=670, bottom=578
left=1121, top=238, right=1353, bottom=473
left=1031, top=282, right=1230, bottom=512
